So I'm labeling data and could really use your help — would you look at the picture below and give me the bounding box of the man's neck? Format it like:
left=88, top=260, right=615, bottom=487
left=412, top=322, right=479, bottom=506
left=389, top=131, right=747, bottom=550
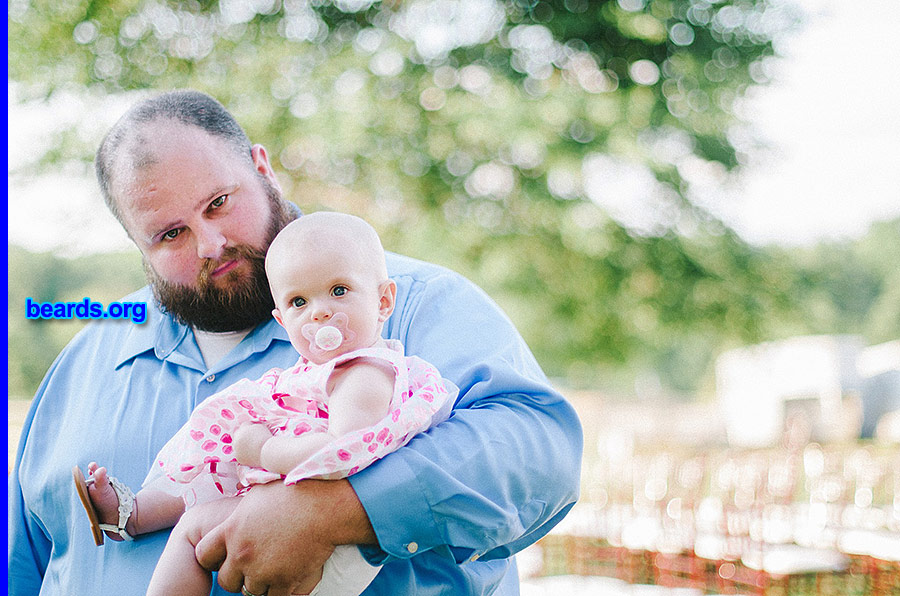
left=193, top=327, right=253, bottom=370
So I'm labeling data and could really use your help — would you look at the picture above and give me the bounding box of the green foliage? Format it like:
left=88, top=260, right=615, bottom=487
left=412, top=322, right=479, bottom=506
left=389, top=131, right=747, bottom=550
left=11, top=0, right=845, bottom=399
left=9, top=0, right=787, bottom=179
left=783, top=220, right=900, bottom=344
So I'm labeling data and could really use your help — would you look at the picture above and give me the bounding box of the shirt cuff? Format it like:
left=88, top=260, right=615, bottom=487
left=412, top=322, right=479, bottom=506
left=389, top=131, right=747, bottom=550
left=348, top=448, right=443, bottom=565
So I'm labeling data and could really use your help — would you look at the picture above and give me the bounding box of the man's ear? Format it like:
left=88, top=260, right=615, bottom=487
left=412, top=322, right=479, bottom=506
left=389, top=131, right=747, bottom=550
left=251, top=144, right=282, bottom=192
left=378, top=280, right=397, bottom=322
left=272, top=308, right=285, bottom=328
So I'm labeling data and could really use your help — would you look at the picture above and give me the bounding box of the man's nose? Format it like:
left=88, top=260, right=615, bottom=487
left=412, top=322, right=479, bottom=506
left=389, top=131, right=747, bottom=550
left=195, top=223, right=226, bottom=260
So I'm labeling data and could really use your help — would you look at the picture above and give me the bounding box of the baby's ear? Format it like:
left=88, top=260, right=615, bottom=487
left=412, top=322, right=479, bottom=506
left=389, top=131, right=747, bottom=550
left=378, top=280, right=397, bottom=322
left=272, top=308, right=284, bottom=327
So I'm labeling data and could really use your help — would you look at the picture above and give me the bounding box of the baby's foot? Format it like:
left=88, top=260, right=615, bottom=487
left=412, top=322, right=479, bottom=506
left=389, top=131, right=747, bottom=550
left=86, top=462, right=133, bottom=540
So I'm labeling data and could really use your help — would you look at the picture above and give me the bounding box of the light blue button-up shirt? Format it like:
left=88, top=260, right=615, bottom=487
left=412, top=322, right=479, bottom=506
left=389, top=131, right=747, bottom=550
left=9, top=252, right=583, bottom=596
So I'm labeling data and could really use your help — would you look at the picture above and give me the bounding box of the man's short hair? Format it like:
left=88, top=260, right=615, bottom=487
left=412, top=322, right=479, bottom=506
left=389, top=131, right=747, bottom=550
left=95, top=90, right=252, bottom=223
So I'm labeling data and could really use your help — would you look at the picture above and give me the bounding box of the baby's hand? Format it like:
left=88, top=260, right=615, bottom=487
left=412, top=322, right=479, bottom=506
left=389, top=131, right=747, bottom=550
left=232, top=423, right=274, bottom=468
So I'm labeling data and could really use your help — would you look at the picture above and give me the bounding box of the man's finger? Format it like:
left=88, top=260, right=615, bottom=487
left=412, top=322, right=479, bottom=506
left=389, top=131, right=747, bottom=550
left=291, top=566, right=324, bottom=596
left=214, top=557, right=245, bottom=595
left=196, top=521, right=244, bottom=593
left=241, top=579, right=270, bottom=596
left=194, top=520, right=227, bottom=572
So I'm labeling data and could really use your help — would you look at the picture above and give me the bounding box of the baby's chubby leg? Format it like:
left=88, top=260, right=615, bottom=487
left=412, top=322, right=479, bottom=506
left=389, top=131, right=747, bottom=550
left=147, top=497, right=242, bottom=596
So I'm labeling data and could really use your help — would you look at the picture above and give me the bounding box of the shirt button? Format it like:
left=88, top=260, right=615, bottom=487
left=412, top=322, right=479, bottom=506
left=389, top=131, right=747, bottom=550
left=206, top=374, right=215, bottom=382
left=406, top=542, right=418, bottom=554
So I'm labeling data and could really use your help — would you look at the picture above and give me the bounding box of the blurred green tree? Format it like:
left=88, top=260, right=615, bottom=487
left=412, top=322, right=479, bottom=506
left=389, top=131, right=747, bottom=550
left=10, top=0, right=808, bottom=394
left=787, top=219, right=900, bottom=345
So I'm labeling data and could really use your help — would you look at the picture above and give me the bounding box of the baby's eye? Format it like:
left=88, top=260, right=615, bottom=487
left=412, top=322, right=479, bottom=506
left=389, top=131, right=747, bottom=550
left=332, top=286, right=348, bottom=297
left=291, top=297, right=307, bottom=308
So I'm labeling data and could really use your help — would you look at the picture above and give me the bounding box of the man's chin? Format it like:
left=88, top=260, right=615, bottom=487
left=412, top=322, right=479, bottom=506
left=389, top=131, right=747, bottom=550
left=148, top=260, right=274, bottom=332
left=160, top=292, right=274, bottom=332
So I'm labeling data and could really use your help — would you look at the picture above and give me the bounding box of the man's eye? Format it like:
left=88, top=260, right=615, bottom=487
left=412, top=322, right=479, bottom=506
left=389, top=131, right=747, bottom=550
left=332, top=286, right=348, bottom=297
left=291, top=297, right=306, bottom=308
left=210, top=195, right=228, bottom=209
left=162, top=228, right=182, bottom=241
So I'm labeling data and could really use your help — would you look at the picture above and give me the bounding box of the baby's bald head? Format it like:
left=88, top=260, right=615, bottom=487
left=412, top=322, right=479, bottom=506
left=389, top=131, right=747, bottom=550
left=265, top=212, right=388, bottom=287
left=265, top=212, right=396, bottom=362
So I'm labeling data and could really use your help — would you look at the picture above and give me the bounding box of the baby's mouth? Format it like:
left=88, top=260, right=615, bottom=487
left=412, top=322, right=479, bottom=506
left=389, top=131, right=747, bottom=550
left=300, top=312, right=356, bottom=357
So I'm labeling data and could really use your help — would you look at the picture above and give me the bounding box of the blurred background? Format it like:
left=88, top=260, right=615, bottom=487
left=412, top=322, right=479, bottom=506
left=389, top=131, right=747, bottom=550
left=8, top=0, right=900, bottom=593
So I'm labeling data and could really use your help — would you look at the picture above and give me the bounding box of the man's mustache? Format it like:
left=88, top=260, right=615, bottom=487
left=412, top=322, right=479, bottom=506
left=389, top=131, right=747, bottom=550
left=197, top=245, right=268, bottom=288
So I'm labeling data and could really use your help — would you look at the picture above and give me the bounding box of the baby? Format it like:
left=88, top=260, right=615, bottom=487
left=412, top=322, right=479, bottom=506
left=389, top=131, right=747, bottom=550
left=73, top=212, right=456, bottom=596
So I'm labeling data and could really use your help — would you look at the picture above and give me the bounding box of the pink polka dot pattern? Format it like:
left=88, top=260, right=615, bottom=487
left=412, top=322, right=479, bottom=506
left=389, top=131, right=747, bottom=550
left=144, top=341, right=457, bottom=505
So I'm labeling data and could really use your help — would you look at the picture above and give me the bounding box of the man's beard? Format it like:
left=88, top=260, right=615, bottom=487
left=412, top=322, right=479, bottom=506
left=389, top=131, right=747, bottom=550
left=146, top=179, right=297, bottom=332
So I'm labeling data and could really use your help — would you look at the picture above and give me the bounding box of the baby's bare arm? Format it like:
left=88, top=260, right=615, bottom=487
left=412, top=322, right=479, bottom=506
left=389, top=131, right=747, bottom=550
left=233, top=423, right=275, bottom=468
left=260, top=432, right=333, bottom=475
left=325, top=359, right=395, bottom=436
left=258, top=360, right=395, bottom=475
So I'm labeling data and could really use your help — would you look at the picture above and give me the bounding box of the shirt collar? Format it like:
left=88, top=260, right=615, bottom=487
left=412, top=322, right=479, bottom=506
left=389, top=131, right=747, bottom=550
left=113, top=286, right=290, bottom=369
left=113, top=200, right=302, bottom=368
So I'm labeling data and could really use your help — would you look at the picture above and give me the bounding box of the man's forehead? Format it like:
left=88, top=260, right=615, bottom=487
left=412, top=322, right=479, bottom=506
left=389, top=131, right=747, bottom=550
left=109, top=122, right=219, bottom=234
left=121, top=131, right=160, bottom=172
left=112, top=121, right=236, bottom=196
left=109, top=120, right=186, bottom=194
left=117, top=119, right=201, bottom=166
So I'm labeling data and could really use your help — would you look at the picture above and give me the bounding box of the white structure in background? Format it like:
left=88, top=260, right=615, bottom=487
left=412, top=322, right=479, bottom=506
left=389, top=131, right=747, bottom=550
left=856, top=339, right=900, bottom=440
left=716, top=335, right=867, bottom=447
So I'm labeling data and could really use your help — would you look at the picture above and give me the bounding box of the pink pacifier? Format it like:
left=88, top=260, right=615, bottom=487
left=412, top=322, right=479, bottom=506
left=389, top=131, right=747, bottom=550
left=301, top=312, right=356, bottom=357
left=314, top=326, right=343, bottom=351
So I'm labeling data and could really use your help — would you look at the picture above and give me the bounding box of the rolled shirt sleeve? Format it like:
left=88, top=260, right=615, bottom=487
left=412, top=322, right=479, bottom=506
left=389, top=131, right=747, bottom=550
left=350, top=255, right=583, bottom=566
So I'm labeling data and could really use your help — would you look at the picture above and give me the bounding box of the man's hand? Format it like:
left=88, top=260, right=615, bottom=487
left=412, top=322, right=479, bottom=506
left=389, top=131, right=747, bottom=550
left=194, top=479, right=377, bottom=596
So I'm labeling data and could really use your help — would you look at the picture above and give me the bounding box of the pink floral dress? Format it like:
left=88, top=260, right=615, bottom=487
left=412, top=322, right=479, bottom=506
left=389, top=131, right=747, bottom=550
left=143, top=340, right=456, bottom=507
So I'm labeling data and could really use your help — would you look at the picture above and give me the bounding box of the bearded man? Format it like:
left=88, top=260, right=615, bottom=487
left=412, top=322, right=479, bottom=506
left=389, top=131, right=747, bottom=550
left=9, top=90, right=582, bottom=596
